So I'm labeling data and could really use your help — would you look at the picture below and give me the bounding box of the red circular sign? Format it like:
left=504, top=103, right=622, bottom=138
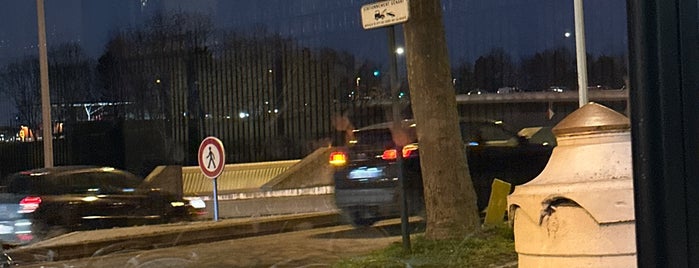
left=198, top=137, right=225, bottom=179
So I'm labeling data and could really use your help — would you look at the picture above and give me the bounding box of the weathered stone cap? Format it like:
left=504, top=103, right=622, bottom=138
left=552, top=102, right=630, bottom=137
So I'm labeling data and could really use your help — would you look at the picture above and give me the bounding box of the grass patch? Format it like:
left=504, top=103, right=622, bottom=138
left=334, top=226, right=517, bottom=268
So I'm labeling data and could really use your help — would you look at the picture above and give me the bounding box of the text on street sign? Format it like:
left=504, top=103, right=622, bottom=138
left=361, top=0, right=409, bottom=30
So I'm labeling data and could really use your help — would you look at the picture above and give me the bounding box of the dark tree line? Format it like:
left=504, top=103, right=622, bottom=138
left=452, top=46, right=627, bottom=93
left=0, top=43, right=95, bottom=131
left=0, top=58, right=41, bottom=129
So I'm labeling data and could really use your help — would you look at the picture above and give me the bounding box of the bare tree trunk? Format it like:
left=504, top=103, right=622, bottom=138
left=403, top=0, right=480, bottom=239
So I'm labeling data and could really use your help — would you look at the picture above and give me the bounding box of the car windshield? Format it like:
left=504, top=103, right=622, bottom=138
left=0, top=0, right=693, bottom=267
left=352, top=123, right=417, bottom=148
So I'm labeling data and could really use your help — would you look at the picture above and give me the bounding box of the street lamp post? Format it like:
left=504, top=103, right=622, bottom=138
left=574, top=0, right=589, bottom=107
left=36, top=0, right=53, bottom=167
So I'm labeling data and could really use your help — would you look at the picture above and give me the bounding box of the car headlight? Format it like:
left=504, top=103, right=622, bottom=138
left=188, top=198, right=206, bottom=209
left=170, top=201, right=185, bottom=207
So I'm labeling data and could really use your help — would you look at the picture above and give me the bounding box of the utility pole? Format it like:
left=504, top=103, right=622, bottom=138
left=36, top=0, right=53, bottom=167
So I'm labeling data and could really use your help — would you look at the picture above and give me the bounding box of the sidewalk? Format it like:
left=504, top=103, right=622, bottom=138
left=7, top=211, right=341, bottom=265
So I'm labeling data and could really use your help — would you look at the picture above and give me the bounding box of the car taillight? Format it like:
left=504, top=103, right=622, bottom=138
left=329, top=151, right=348, bottom=166
left=18, top=196, right=42, bottom=214
left=381, top=149, right=397, bottom=160
left=382, top=143, right=419, bottom=160
left=16, top=234, right=34, bottom=241
left=403, top=144, right=419, bottom=158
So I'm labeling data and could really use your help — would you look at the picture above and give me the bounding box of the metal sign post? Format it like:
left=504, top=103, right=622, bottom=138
left=361, top=0, right=411, bottom=252
left=212, top=177, right=219, bottom=221
left=387, top=25, right=411, bottom=253
left=198, top=137, right=225, bottom=221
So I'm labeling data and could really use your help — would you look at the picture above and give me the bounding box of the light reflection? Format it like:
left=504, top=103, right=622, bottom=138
left=82, top=196, right=99, bottom=202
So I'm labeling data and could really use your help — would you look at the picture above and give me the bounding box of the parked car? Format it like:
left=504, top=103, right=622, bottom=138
left=0, top=166, right=206, bottom=246
left=330, top=119, right=554, bottom=226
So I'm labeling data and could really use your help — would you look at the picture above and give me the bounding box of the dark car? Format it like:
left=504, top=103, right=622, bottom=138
left=0, top=166, right=206, bottom=246
left=330, top=119, right=554, bottom=226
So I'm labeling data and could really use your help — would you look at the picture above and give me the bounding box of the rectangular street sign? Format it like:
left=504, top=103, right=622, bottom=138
left=361, top=0, right=409, bottom=30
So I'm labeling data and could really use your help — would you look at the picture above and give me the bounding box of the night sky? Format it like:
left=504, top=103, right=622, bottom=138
left=0, top=0, right=627, bottom=126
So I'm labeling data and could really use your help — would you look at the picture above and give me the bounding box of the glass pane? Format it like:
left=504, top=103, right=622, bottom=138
left=0, top=0, right=633, bottom=266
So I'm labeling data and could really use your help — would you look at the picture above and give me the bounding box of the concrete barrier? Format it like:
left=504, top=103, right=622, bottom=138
left=197, top=192, right=337, bottom=219
left=145, top=147, right=338, bottom=220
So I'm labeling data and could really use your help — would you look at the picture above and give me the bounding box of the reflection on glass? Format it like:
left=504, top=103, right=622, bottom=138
left=0, top=1, right=633, bottom=266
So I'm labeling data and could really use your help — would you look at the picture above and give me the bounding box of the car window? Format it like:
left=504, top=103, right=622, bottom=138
left=352, top=127, right=417, bottom=148
left=5, top=174, right=44, bottom=195
left=459, top=123, right=479, bottom=145
left=51, top=172, right=141, bottom=194
left=353, top=129, right=394, bottom=147
left=478, top=124, right=518, bottom=146
left=96, top=172, right=141, bottom=193
left=460, top=122, right=518, bottom=146
left=52, top=173, right=102, bottom=194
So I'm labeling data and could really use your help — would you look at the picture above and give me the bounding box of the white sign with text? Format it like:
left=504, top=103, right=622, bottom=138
left=361, top=0, right=409, bottom=30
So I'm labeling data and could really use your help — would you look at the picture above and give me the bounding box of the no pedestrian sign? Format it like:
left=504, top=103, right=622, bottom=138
left=361, top=0, right=409, bottom=30
left=198, top=136, right=225, bottom=179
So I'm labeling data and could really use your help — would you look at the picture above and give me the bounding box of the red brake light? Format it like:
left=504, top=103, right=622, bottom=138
left=382, top=144, right=419, bottom=160
left=402, top=143, right=419, bottom=158
left=16, top=234, right=34, bottom=241
left=329, top=151, right=348, bottom=166
left=18, top=196, right=42, bottom=213
left=382, top=149, right=398, bottom=160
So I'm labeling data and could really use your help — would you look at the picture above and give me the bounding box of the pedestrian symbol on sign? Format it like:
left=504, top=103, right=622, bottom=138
left=207, top=147, right=216, bottom=169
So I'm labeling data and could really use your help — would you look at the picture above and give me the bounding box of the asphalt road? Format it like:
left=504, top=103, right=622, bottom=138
left=20, top=218, right=425, bottom=268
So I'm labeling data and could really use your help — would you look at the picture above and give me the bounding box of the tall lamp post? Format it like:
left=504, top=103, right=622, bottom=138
left=36, top=0, right=53, bottom=167
left=574, top=0, right=589, bottom=107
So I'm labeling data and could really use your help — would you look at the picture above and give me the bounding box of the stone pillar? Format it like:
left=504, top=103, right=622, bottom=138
left=508, top=102, right=636, bottom=267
